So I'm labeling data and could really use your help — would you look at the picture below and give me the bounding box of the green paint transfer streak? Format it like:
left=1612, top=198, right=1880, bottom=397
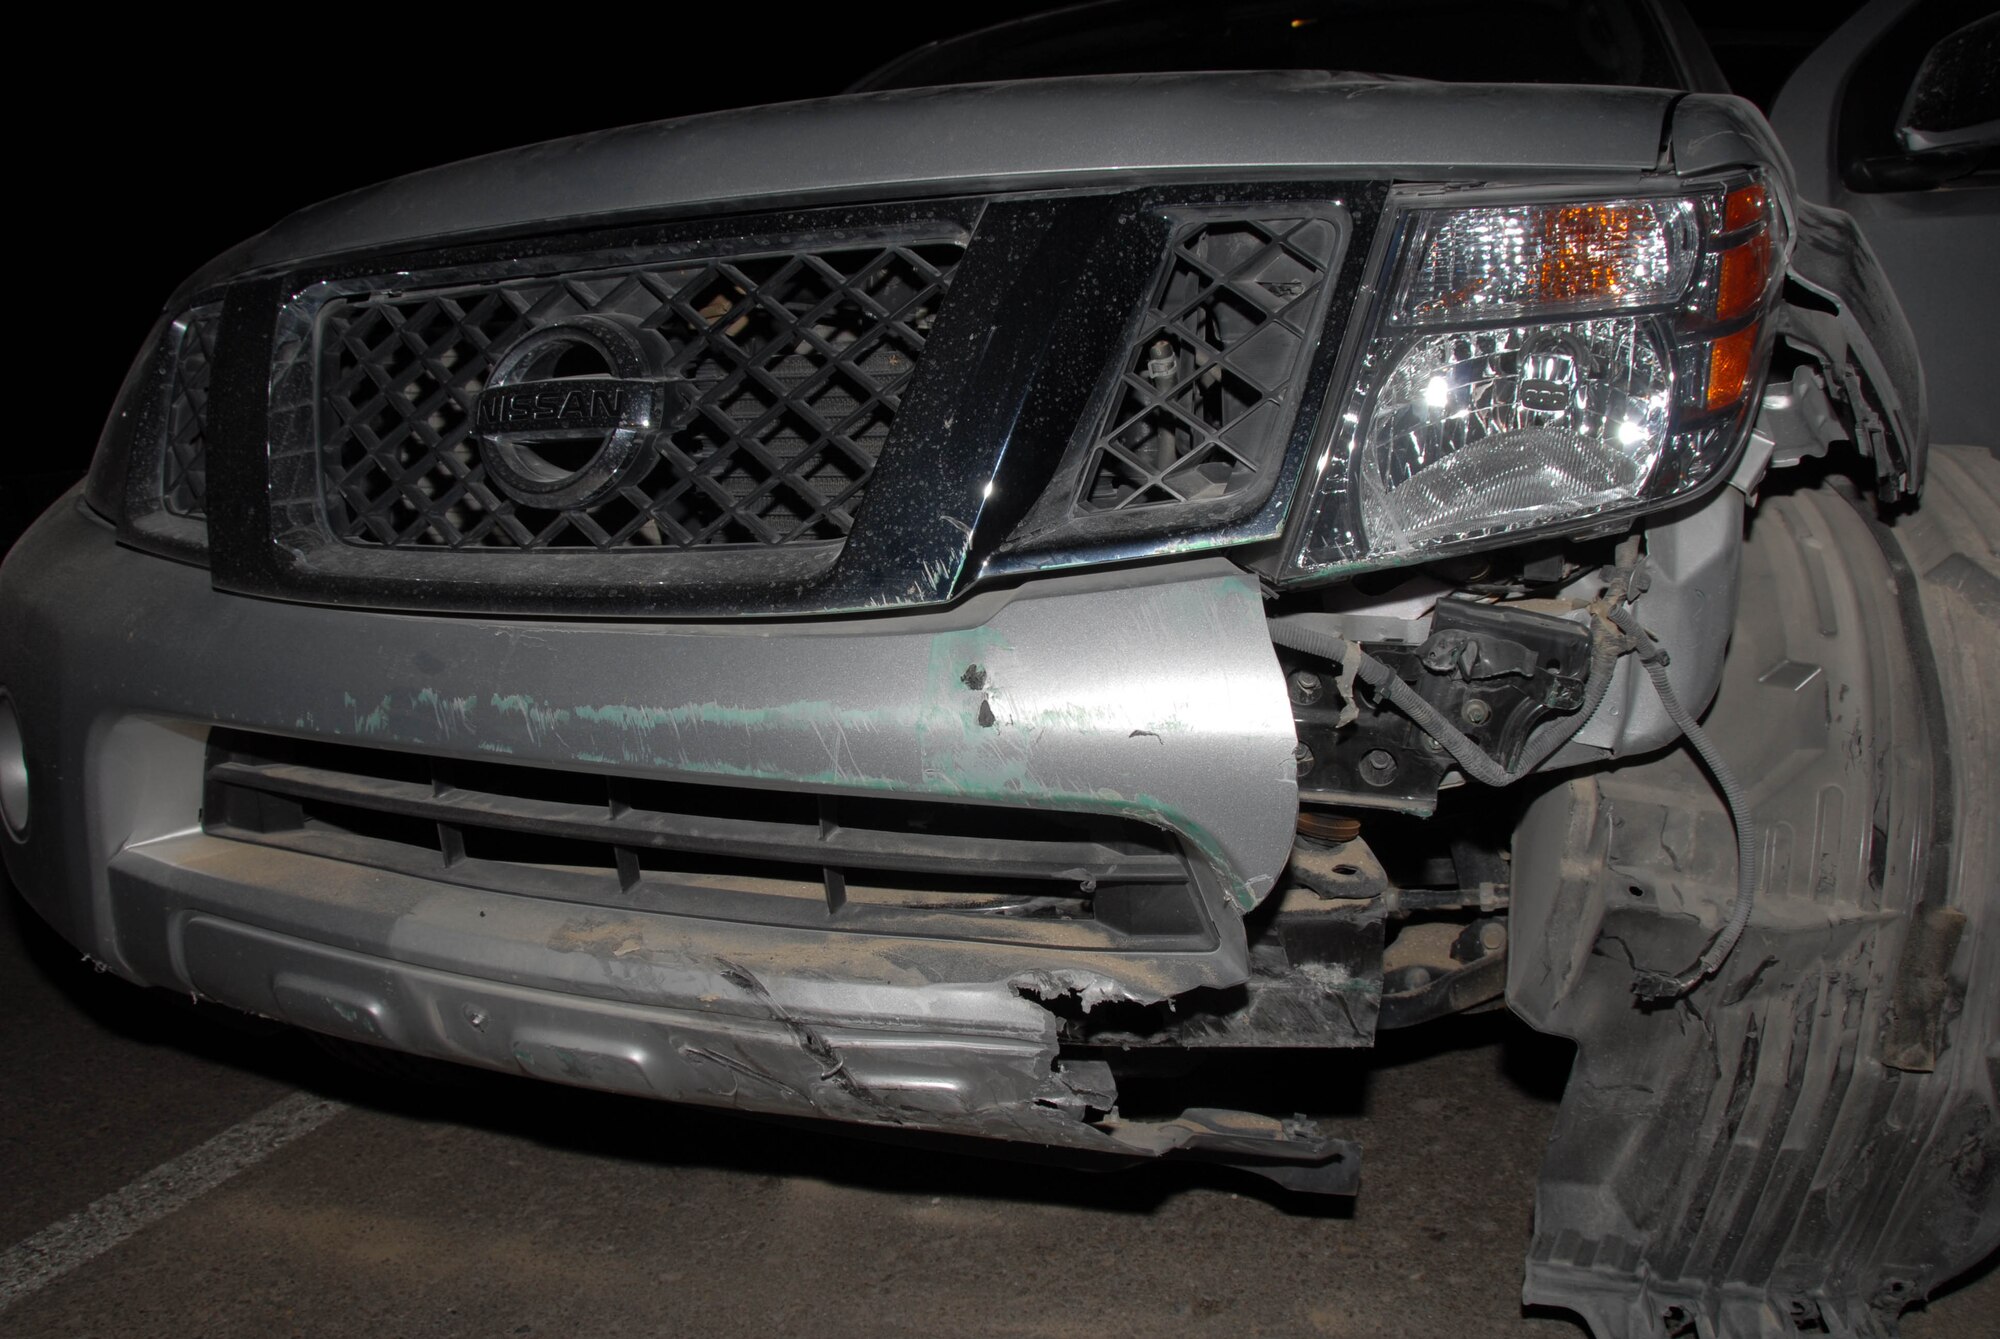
left=491, top=692, right=572, bottom=742
left=413, top=688, right=476, bottom=736
left=296, top=579, right=1272, bottom=909
left=350, top=694, right=392, bottom=736
left=571, top=700, right=880, bottom=733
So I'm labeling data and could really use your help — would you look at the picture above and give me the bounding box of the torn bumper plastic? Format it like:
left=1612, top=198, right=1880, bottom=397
left=102, top=833, right=1355, bottom=1177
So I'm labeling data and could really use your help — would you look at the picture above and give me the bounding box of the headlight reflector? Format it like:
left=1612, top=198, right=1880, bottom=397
left=1357, top=318, right=1672, bottom=553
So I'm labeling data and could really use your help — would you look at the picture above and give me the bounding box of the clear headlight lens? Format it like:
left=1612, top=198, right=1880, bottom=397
left=1286, top=177, right=1783, bottom=579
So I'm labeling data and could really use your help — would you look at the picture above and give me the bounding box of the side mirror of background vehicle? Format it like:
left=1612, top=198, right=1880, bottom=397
left=1850, top=10, right=1998, bottom=190
left=1772, top=0, right=2000, bottom=445
left=1896, top=11, right=2000, bottom=153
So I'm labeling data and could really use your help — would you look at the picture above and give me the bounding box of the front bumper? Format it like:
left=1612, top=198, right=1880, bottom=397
left=0, top=496, right=1329, bottom=1163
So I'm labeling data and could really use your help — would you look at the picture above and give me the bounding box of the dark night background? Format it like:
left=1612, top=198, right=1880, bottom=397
left=1, top=11, right=1043, bottom=553
left=3, top=2, right=1855, bottom=557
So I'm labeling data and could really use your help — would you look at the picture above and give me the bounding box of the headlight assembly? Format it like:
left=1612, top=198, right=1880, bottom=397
left=1284, top=178, right=1785, bottom=579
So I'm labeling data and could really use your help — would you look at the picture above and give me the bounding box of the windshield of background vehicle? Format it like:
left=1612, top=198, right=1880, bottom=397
left=859, top=0, right=1689, bottom=91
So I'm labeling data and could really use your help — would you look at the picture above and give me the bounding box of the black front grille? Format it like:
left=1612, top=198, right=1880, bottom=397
left=316, top=237, right=965, bottom=551
left=203, top=731, right=1214, bottom=950
left=160, top=305, right=221, bottom=517
left=200, top=188, right=1374, bottom=615
left=1077, top=211, right=1342, bottom=512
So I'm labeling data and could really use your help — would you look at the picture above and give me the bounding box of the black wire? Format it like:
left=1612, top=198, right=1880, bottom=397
left=1609, top=606, right=1761, bottom=1002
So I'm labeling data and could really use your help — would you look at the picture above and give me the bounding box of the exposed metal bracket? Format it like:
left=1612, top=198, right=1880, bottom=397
left=1731, top=365, right=1846, bottom=500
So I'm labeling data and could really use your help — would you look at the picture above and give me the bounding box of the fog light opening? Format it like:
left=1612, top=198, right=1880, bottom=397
left=0, top=693, right=28, bottom=840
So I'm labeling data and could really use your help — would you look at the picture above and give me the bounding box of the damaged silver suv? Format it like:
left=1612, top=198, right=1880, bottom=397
left=3, top=2, right=1994, bottom=1335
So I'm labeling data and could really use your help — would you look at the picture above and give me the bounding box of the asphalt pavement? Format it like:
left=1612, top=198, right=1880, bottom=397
left=2, top=877, right=1992, bottom=1339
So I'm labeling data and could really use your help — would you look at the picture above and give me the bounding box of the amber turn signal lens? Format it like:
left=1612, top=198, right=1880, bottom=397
left=1723, top=184, right=1768, bottom=233
left=1707, top=324, right=1760, bottom=410
left=1716, top=232, right=1772, bottom=322
left=1535, top=203, right=1655, bottom=307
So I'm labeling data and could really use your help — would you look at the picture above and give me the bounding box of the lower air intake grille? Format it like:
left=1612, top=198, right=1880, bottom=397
left=203, top=731, right=1214, bottom=950
left=316, top=235, right=966, bottom=551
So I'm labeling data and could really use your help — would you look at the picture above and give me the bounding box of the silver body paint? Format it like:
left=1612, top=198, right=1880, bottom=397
left=0, top=501, right=1300, bottom=1151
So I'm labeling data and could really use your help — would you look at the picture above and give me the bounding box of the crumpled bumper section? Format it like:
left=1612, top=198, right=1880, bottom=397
left=0, top=498, right=1352, bottom=1171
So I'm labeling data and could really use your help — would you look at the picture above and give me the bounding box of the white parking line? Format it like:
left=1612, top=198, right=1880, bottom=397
left=0, top=1091, right=345, bottom=1312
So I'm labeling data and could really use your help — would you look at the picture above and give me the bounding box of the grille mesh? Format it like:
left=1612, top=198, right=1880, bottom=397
left=1079, top=213, right=1342, bottom=511
left=161, top=306, right=222, bottom=517
left=317, top=239, right=965, bottom=550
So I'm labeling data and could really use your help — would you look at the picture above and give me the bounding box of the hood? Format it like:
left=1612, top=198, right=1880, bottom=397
left=182, top=71, right=1678, bottom=297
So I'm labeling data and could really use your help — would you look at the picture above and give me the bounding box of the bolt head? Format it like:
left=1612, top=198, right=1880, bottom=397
left=1461, top=698, right=1492, bottom=725
left=1288, top=671, right=1324, bottom=706
left=1292, top=742, right=1315, bottom=776
left=1358, top=748, right=1398, bottom=785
